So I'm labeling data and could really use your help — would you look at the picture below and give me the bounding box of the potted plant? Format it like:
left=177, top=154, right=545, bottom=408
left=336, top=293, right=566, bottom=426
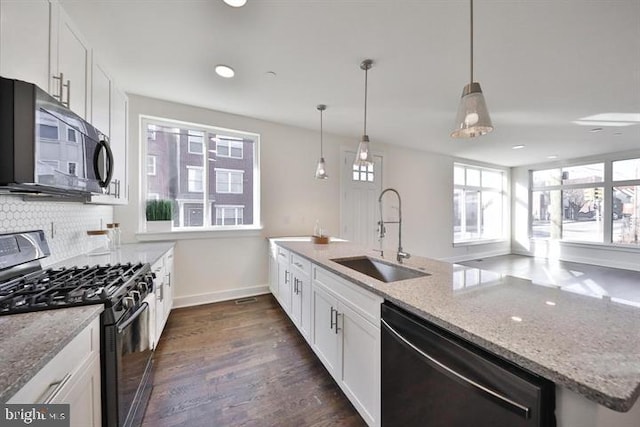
left=146, top=199, right=173, bottom=232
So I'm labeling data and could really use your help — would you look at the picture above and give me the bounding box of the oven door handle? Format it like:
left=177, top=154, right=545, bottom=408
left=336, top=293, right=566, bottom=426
left=117, top=302, right=149, bottom=333
left=381, top=318, right=531, bottom=419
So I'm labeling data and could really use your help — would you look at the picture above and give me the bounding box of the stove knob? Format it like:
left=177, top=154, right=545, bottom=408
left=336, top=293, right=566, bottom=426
left=131, top=290, right=141, bottom=302
left=137, top=281, right=147, bottom=293
left=123, top=296, right=135, bottom=309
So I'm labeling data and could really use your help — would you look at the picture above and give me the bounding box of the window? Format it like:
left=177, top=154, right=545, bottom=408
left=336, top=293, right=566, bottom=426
left=67, top=128, right=77, bottom=142
left=216, top=138, right=243, bottom=158
left=215, top=205, right=244, bottom=226
left=454, top=164, right=506, bottom=243
left=611, top=158, right=640, bottom=245
left=142, top=117, right=260, bottom=230
left=531, top=163, right=605, bottom=243
left=215, top=169, right=243, bottom=194
left=188, top=130, right=204, bottom=154
left=147, top=155, right=157, bottom=176
left=67, top=162, right=77, bottom=176
left=39, top=124, right=58, bottom=139
left=187, top=166, right=204, bottom=192
left=353, top=163, right=374, bottom=182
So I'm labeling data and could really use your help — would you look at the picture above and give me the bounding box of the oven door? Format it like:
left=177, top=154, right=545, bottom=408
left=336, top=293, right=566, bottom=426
left=116, top=302, right=154, bottom=427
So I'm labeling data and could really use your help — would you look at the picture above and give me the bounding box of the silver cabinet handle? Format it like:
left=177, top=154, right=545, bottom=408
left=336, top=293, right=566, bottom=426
left=330, top=307, right=338, bottom=331
left=284, top=270, right=289, bottom=284
left=37, top=372, right=72, bottom=404
left=334, top=310, right=341, bottom=334
left=381, top=319, right=531, bottom=419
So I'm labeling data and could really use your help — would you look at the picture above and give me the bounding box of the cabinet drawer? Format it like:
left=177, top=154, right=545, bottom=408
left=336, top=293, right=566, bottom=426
left=290, top=253, right=311, bottom=276
left=313, top=266, right=383, bottom=326
left=9, top=317, right=100, bottom=404
left=277, top=246, right=290, bottom=262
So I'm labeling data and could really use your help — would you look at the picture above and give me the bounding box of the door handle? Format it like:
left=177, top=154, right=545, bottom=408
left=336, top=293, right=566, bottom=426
left=381, top=319, right=531, bottom=419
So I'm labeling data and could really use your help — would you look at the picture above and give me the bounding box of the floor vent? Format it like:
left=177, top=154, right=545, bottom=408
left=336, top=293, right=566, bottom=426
left=235, top=297, right=258, bottom=305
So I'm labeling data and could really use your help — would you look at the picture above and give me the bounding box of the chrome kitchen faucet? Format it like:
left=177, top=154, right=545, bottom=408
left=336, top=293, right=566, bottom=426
left=377, top=188, right=410, bottom=264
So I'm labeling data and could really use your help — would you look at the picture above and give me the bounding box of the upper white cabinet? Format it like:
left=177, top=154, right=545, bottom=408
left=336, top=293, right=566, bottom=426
left=50, top=3, right=90, bottom=119
left=0, top=0, right=52, bottom=91
left=1, top=0, right=128, bottom=204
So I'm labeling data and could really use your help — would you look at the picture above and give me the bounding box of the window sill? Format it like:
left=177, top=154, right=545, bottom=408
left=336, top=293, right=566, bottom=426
left=530, top=238, right=640, bottom=253
left=136, top=226, right=263, bottom=241
left=453, top=238, right=508, bottom=247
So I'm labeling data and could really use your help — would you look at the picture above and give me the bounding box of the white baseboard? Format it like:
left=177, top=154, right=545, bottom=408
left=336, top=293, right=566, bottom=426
left=441, top=248, right=511, bottom=263
left=173, top=284, right=271, bottom=308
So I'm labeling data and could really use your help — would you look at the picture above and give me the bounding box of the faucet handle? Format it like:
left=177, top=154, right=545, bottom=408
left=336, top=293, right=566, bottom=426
left=397, top=251, right=411, bottom=263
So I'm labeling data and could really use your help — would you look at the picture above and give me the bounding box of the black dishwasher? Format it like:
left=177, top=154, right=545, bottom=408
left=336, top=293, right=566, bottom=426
left=381, top=302, right=556, bottom=427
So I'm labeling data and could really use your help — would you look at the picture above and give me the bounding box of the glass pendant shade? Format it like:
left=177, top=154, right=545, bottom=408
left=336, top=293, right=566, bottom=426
left=315, top=157, right=328, bottom=180
left=451, top=82, right=493, bottom=138
left=354, top=135, right=373, bottom=167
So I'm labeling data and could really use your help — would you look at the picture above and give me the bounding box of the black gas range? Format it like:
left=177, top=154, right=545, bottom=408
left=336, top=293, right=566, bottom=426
left=0, top=230, right=156, bottom=427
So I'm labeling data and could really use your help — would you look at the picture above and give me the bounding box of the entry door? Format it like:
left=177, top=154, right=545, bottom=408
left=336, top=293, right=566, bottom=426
left=340, top=150, right=383, bottom=247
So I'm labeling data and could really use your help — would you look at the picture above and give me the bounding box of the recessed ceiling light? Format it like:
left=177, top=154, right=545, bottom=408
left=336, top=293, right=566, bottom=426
left=265, top=71, right=277, bottom=78
left=215, top=65, right=235, bottom=78
left=223, top=0, right=247, bottom=7
left=545, top=301, right=556, bottom=306
left=512, top=145, right=525, bottom=150
left=511, top=316, right=523, bottom=322
left=589, top=128, right=603, bottom=133
left=547, top=155, right=558, bottom=160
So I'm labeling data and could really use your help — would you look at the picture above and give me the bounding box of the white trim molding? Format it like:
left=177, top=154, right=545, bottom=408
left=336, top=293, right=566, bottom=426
left=173, top=284, right=270, bottom=308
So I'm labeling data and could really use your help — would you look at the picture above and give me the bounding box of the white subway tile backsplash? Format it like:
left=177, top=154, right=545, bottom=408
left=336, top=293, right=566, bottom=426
left=0, top=195, right=114, bottom=266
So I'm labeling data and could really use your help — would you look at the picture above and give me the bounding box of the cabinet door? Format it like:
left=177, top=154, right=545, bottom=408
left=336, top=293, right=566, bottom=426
left=163, top=249, right=174, bottom=316
left=277, top=260, right=291, bottom=312
left=299, top=272, right=312, bottom=341
left=291, top=275, right=302, bottom=326
left=311, top=284, right=340, bottom=377
left=57, top=354, right=101, bottom=427
left=268, top=254, right=278, bottom=297
left=91, top=59, right=110, bottom=137
left=109, top=85, right=128, bottom=201
left=0, top=0, right=51, bottom=91
left=53, top=6, right=90, bottom=118
left=338, top=302, right=380, bottom=427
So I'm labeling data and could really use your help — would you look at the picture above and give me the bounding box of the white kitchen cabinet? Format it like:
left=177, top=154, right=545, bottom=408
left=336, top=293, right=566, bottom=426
left=8, top=317, right=101, bottom=426
left=89, top=56, right=128, bottom=204
left=276, top=246, right=292, bottom=312
left=0, top=0, right=52, bottom=91
left=268, top=248, right=279, bottom=298
left=152, top=248, right=174, bottom=345
left=290, top=252, right=312, bottom=340
left=312, top=265, right=382, bottom=427
left=50, top=3, right=90, bottom=119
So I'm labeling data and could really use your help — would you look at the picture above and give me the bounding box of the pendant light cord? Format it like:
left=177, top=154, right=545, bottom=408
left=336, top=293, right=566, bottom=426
left=320, top=109, right=324, bottom=157
left=363, top=66, right=368, bottom=135
left=470, top=0, right=474, bottom=84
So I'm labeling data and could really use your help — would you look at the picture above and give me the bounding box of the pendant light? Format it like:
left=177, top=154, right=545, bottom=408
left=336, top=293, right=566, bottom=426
left=315, top=104, right=328, bottom=180
left=451, top=0, right=493, bottom=138
left=354, top=59, right=374, bottom=167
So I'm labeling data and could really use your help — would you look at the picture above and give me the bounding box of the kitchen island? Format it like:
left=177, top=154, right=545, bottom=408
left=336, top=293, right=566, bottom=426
left=272, top=239, right=640, bottom=426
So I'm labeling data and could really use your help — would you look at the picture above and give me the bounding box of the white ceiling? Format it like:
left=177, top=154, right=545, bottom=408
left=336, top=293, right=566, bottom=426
left=60, top=0, right=640, bottom=167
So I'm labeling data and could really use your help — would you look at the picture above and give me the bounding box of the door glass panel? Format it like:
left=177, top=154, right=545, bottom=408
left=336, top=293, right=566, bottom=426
left=612, top=186, right=640, bottom=244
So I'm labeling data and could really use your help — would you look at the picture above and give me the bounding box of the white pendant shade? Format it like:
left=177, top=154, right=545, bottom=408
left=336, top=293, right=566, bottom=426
left=451, top=82, right=493, bottom=138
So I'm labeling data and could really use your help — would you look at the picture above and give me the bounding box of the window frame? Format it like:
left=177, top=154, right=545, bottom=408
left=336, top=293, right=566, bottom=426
left=216, top=138, right=244, bottom=159
left=187, top=165, right=204, bottom=193
left=140, top=115, right=261, bottom=233
left=529, top=155, right=640, bottom=248
left=214, top=204, right=245, bottom=226
left=453, top=163, right=508, bottom=245
left=187, top=130, right=204, bottom=154
left=215, top=168, right=244, bottom=194
left=147, top=155, right=157, bottom=176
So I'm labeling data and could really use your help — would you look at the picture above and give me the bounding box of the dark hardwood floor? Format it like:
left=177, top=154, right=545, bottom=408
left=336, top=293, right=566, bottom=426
left=142, top=294, right=367, bottom=427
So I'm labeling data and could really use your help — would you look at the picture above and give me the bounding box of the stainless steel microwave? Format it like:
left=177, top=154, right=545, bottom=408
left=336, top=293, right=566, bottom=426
left=0, top=77, right=113, bottom=200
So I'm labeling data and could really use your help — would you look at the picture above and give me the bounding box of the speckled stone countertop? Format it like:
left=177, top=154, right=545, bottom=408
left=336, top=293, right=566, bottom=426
left=0, top=305, right=103, bottom=403
left=49, top=241, right=175, bottom=269
left=275, top=240, right=640, bottom=412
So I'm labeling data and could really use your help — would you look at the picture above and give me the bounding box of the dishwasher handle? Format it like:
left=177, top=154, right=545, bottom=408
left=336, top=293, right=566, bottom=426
left=381, top=318, right=531, bottom=420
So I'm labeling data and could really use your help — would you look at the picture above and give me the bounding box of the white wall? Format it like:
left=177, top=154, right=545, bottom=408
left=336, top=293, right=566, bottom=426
left=116, top=95, right=511, bottom=306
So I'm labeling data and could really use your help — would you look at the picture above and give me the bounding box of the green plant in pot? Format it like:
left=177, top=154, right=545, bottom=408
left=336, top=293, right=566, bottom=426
left=146, top=199, right=173, bottom=232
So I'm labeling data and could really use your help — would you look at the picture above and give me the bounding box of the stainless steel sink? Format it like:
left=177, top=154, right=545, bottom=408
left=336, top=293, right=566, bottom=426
left=331, top=256, right=429, bottom=283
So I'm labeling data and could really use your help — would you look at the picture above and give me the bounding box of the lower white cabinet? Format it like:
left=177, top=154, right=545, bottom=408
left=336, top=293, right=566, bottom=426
left=151, top=247, right=174, bottom=347
left=312, top=265, right=382, bottom=427
left=267, top=243, right=382, bottom=427
left=8, top=317, right=101, bottom=427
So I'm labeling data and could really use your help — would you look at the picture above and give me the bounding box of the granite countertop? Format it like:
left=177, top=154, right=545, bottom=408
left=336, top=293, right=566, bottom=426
left=274, top=240, right=640, bottom=412
left=0, top=305, right=104, bottom=403
left=49, top=241, right=175, bottom=269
